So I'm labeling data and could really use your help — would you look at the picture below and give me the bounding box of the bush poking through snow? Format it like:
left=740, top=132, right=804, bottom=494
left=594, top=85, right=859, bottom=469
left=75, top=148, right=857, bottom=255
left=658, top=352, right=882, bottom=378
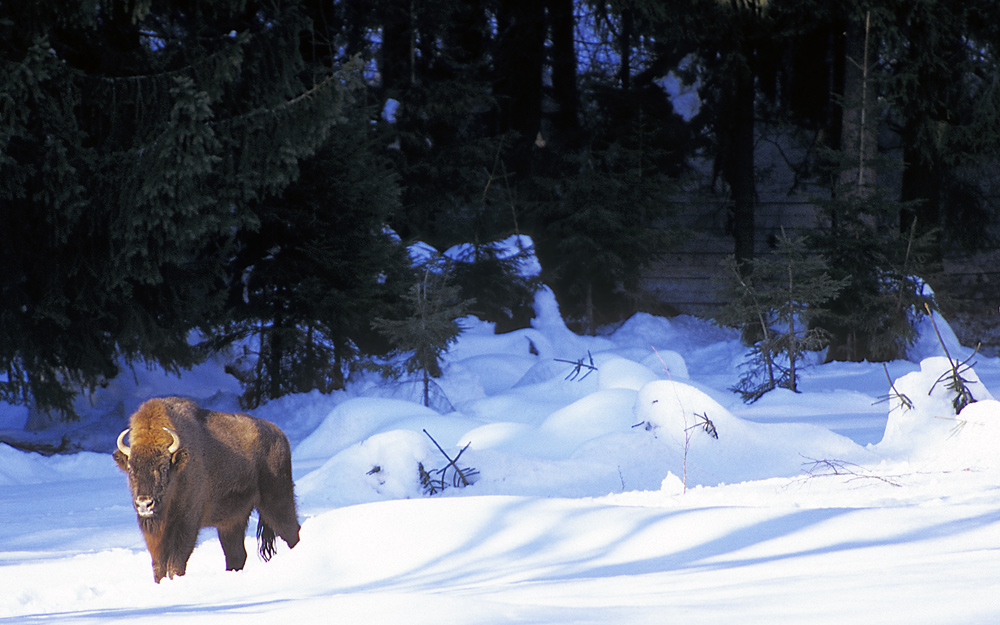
left=419, top=429, right=479, bottom=496
left=875, top=363, right=914, bottom=413
left=555, top=351, right=598, bottom=381
left=798, top=457, right=902, bottom=488
left=688, top=412, right=719, bottom=439
left=924, top=304, right=980, bottom=414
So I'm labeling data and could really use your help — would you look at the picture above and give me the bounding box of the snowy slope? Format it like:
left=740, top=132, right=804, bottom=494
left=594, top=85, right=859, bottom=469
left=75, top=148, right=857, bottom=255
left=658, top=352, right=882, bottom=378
left=2, top=287, right=1000, bottom=623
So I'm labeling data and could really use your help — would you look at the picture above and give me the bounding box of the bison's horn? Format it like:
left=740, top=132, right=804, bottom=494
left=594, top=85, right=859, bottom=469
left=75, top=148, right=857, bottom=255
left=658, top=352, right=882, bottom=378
left=116, top=429, right=131, bottom=457
left=165, top=428, right=181, bottom=454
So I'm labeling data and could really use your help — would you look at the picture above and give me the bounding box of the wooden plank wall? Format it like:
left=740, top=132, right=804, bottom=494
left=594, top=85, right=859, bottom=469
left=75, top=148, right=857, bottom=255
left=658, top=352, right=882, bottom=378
left=639, top=197, right=822, bottom=315
left=636, top=132, right=1000, bottom=321
left=640, top=198, right=1000, bottom=319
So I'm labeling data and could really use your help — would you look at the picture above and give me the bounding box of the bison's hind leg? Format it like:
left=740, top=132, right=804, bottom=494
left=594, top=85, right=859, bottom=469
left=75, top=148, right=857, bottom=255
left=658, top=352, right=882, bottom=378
left=217, top=521, right=249, bottom=571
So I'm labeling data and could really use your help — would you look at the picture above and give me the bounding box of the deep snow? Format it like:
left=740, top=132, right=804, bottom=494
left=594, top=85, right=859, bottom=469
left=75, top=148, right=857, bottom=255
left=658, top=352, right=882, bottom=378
left=2, top=282, right=1000, bottom=624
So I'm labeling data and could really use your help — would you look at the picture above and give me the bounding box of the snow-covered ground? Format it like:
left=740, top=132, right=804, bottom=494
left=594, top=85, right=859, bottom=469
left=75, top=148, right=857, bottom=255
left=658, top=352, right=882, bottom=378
left=3, top=286, right=1000, bottom=624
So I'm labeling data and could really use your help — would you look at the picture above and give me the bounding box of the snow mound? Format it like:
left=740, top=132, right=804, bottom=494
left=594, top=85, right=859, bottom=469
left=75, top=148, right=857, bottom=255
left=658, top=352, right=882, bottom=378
left=529, top=287, right=615, bottom=359
left=636, top=380, right=872, bottom=484
left=907, top=307, right=968, bottom=362
left=879, top=356, right=999, bottom=467
left=596, top=355, right=661, bottom=391
left=0, top=445, right=117, bottom=485
left=295, top=398, right=443, bottom=460
left=296, top=429, right=436, bottom=509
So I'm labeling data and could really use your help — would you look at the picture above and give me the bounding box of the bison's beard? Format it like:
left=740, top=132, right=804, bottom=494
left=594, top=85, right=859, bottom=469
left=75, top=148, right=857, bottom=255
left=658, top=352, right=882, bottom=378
left=138, top=512, right=166, bottom=535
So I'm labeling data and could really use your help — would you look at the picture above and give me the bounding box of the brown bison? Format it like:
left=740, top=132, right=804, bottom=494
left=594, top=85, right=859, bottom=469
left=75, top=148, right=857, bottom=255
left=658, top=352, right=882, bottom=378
left=113, top=397, right=300, bottom=583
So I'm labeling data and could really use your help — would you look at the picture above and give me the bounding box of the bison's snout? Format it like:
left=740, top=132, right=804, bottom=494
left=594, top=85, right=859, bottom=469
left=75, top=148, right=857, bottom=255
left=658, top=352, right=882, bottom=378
left=135, top=496, right=157, bottom=517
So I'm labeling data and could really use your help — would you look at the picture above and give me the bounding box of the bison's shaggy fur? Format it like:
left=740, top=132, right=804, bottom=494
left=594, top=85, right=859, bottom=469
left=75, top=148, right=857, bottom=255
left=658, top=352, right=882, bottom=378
left=113, top=397, right=300, bottom=583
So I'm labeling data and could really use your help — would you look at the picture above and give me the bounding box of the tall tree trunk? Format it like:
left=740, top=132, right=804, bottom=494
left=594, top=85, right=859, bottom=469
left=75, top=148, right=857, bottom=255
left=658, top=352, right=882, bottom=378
left=837, top=12, right=877, bottom=198
left=618, top=6, right=634, bottom=91
left=332, top=339, right=346, bottom=391
left=895, top=10, right=967, bottom=264
left=547, top=0, right=579, bottom=140
left=267, top=316, right=284, bottom=402
left=380, top=1, right=412, bottom=95
left=900, top=137, right=941, bottom=245
left=495, top=0, right=546, bottom=140
left=729, top=59, right=757, bottom=270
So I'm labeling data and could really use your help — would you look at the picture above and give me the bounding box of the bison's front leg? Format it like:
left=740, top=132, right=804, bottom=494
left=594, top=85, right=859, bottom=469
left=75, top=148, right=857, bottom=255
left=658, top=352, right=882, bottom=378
left=142, top=530, right=171, bottom=584
left=152, top=559, right=168, bottom=584
left=154, top=519, right=199, bottom=583
left=217, top=522, right=249, bottom=571
left=149, top=545, right=187, bottom=583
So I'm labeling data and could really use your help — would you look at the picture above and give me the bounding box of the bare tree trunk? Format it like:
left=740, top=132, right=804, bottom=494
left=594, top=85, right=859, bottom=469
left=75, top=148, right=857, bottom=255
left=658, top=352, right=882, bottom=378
left=422, top=368, right=431, bottom=408
left=618, top=5, right=633, bottom=91
left=730, top=60, right=756, bottom=270
left=268, top=316, right=284, bottom=402
left=838, top=11, right=877, bottom=198
left=495, top=0, right=546, bottom=139
left=547, top=0, right=579, bottom=138
left=380, top=1, right=412, bottom=94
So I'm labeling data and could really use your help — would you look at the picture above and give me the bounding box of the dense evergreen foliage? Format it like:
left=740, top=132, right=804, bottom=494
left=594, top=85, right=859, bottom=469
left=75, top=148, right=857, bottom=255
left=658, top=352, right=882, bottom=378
left=212, top=115, right=413, bottom=408
left=3, top=0, right=1000, bottom=418
left=1, top=0, right=361, bottom=416
left=810, top=194, right=935, bottom=362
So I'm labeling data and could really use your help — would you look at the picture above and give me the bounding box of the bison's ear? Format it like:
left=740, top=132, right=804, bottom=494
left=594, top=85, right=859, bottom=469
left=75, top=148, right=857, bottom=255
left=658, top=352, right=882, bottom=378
left=113, top=450, right=128, bottom=472
left=170, top=447, right=190, bottom=472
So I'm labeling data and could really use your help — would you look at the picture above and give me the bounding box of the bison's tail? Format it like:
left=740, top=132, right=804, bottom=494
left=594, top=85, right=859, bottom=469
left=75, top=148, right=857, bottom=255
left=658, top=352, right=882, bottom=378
left=257, top=519, right=278, bottom=562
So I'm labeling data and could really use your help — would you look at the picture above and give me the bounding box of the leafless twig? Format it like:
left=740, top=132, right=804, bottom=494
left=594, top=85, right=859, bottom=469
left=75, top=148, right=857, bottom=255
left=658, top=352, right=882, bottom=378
left=686, top=412, right=719, bottom=439
left=798, top=457, right=903, bottom=487
left=421, top=429, right=479, bottom=495
left=925, top=303, right=980, bottom=413
left=874, top=362, right=913, bottom=412
left=555, top=351, right=597, bottom=381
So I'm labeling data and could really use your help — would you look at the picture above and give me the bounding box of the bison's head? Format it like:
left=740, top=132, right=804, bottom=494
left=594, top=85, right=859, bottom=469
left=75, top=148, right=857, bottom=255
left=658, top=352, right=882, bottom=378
left=113, top=427, right=188, bottom=519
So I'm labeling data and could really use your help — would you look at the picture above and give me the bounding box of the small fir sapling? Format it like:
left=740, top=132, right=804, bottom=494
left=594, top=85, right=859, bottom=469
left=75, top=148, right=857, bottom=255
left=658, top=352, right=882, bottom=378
left=372, top=261, right=473, bottom=407
left=716, top=230, right=847, bottom=402
left=875, top=363, right=914, bottom=412
left=809, top=197, right=934, bottom=362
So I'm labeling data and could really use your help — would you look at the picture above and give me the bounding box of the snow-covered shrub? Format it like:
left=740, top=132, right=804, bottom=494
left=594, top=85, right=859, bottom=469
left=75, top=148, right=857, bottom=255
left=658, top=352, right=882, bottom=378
left=879, top=356, right=998, bottom=466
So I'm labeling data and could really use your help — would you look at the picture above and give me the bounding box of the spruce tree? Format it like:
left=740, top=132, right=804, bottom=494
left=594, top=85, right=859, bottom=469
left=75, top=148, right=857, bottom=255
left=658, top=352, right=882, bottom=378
left=875, top=0, right=1000, bottom=256
left=0, top=1, right=361, bottom=418
left=215, top=113, right=412, bottom=408
left=372, top=262, right=473, bottom=408
left=717, top=230, right=846, bottom=402
left=531, top=86, right=685, bottom=333
left=808, top=194, right=934, bottom=362
left=450, top=240, right=538, bottom=333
